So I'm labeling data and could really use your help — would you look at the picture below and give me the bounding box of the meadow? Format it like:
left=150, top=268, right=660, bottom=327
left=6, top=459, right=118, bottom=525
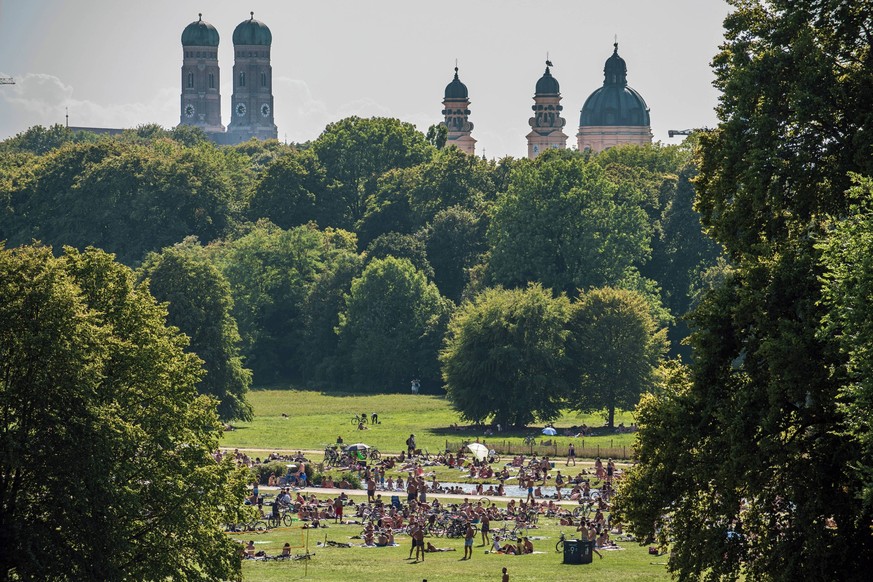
left=228, top=493, right=670, bottom=582
left=224, top=388, right=664, bottom=580
left=221, top=388, right=638, bottom=458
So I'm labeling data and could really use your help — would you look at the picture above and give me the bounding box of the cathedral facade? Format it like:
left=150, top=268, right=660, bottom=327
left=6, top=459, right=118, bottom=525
left=179, top=13, right=277, bottom=145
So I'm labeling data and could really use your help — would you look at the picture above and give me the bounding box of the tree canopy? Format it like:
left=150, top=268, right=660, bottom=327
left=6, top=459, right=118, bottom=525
left=0, top=244, right=248, bottom=580
left=441, top=284, right=570, bottom=427
left=139, top=241, right=253, bottom=421
left=618, top=2, right=873, bottom=579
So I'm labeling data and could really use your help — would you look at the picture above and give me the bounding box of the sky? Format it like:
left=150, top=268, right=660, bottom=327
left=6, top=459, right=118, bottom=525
left=0, top=0, right=732, bottom=159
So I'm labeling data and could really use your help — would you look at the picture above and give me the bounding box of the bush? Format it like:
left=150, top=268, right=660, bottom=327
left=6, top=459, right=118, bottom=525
left=340, top=472, right=362, bottom=489
left=251, top=461, right=313, bottom=485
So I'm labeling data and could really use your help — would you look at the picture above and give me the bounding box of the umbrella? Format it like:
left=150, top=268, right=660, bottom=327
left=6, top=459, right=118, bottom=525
left=466, top=442, right=489, bottom=462
left=344, top=443, right=370, bottom=452
left=542, top=427, right=557, bottom=436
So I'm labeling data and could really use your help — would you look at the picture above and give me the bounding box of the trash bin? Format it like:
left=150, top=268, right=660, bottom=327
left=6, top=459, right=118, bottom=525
left=563, top=539, right=582, bottom=564
left=563, top=540, right=594, bottom=565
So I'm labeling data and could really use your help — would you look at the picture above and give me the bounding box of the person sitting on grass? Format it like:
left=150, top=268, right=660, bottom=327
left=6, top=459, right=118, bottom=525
left=521, top=537, right=533, bottom=554
left=281, top=543, right=291, bottom=557
left=245, top=540, right=256, bottom=558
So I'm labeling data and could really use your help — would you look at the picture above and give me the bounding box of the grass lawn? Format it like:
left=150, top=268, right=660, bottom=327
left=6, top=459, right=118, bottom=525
left=229, top=494, right=669, bottom=581
left=221, top=388, right=638, bottom=458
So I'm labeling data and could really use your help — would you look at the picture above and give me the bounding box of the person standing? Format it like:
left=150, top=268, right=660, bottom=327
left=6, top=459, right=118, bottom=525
left=502, top=567, right=509, bottom=582
left=480, top=513, right=491, bottom=546
left=367, top=476, right=376, bottom=503
left=333, top=496, right=343, bottom=524
left=463, top=521, right=475, bottom=560
left=567, top=443, right=576, bottom=466
left=406, top=433, right=416, bottom=455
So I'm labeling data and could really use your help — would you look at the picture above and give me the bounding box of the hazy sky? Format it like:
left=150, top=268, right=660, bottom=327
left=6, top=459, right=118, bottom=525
left=0, top=0, right=731, bottom=158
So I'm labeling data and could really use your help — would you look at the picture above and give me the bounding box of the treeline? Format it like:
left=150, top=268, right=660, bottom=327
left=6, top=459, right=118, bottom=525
left=0, top=118, right=720, bottom=423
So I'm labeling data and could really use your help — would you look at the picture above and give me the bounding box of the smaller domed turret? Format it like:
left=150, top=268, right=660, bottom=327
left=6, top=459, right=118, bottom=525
left=603, top=42, right=628, bottom=86
left=444, top=67, right=468, bottom=100
left=232, top=12, right=272, bottom=46
left=535, top=64, right=560, bottom=96
left=182, top=14, right=219, bottom=47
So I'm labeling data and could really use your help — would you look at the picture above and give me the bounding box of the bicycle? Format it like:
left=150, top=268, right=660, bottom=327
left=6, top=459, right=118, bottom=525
left=350, top=414, right=368, bottom=426
left=555, top=531, right=567, bottom=552
left=523, top=435, right=537, bottom=446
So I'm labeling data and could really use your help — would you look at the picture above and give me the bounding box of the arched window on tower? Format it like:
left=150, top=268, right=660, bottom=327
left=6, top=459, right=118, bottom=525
left=261, top=72, right=266, bottom=87
left=187, top=72, right=194, bottom=88
left=239, top=72, right=246, bottom=87
left=209, top=73, right=215, bottom=89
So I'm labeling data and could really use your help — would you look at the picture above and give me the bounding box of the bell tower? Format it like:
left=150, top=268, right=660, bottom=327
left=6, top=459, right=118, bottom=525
left=179, top=14, right=223, bottom=133
left=441, top=66, right=476, bottom=155
left=227, top=12, right=278, bottom=142
left=526, top=60, right=568, bottom=159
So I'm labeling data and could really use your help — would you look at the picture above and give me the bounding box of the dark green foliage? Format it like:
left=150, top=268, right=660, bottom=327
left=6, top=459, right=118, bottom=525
left=139, top=241, right=253, bottom=421
left=0, top=244, right=248, bottom=581
left=312, top=116, right=434, bottom=229
left=246, top=149, right=332, bottom=228
left=0, top=123, right=97, bottom=155
left=215, top=222, right=358, bottom=384
left=441, top=284, right=570, bottom=427
left=619, top=2, right=873, bottom=580
left=337, top=256, right=452, bottom=391
left=425, top=123, right=448, bottom=149
left=365, top=232, right=434, bottom=279
left=421, top=206, right=487, bottom=302
left=1, top=140, right=239, bottom=265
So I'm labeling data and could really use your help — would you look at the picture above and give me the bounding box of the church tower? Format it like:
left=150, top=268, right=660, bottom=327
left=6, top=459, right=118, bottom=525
left=526, top=61, right=568, bottom=159
left=441, top=67, right=476, bottom=155
left=227, top=12, right=278, bottom=143
left=577, top=43, right=652, bottom=152
left=179, top=14, right=224, bottom=133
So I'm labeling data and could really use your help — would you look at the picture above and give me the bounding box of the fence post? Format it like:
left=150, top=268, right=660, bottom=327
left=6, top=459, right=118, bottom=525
left=597, top=445, right=600, bottom=457
left=623, top=446, right=626, bottom=459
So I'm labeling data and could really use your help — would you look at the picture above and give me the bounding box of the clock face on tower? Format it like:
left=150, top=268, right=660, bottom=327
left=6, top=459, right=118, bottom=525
left=184, top=104, right=195, bottom=118
left=261, top=103, right=271, bottom=118
left=235, top=102, right=247, bottom=117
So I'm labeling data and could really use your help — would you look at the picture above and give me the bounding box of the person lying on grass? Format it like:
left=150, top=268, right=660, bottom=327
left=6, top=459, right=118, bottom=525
left=425, top=542, right=456, bottom=552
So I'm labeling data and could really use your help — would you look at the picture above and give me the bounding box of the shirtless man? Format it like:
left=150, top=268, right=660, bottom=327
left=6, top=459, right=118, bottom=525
left=463, top=522, right=475, bottom=560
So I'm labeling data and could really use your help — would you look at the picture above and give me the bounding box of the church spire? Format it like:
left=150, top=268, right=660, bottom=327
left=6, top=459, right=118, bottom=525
left=441, top=65, right=475, bottom=155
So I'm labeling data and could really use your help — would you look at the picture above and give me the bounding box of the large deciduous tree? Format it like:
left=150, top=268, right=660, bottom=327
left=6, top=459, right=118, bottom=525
left=618, top=2, right=873, bottom=580
left=0, top=244, right=248, bottom=581
left=139, top=241, right=253, bottom=422
left=487, top=150, right=651, bottom=296
left=441, top=284, right=570, bottom=427
left=312, top=116, right=433, bottom=229
left=337, top=256, right=452, bottom=390
left=566, top=287, right=667, bottom=428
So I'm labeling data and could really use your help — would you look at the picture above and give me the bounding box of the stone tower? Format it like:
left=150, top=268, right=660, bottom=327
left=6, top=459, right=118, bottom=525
left=179, top=14, right=224, bottom=133
left=526, top=61, right=568, bottom=159
left=227, top=12, right=278, bottom=143
left=577, top=43, right=652, bottom=152
left=441, top=67, right=476, bottom=155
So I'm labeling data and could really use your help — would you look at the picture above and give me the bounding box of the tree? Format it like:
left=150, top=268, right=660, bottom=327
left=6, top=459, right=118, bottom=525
left=440, top=284, right=570, bottom=427
left=246, top=149, right=333, bottom=229
left=365, top=232, right=434, bottom=279
left=214, top=222, right=356, bottom=383
left=421, top=206, right=487, bottom=302
left=425, top=123, right=448, bottom=149
left=0, top=244, right=248, bottom=581
left=312, top=116, right=433, bottom=229
left=139, top=241, right=253, bottom=421
left=487, top=150, right=651, bottom=295
left=3, top=140, right=241, bottom=265
left=337, top=257, right=452, bottom=390
left=619, top=2, right=873, bottom=579
left=566, top=287, right=667, bottom=428
left=819, top=175, right=873, bottom=511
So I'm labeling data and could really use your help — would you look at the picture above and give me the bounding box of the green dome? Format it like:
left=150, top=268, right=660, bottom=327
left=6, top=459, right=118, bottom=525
left=579, top=44, right=650, bottom=127
left=233, top=12, right=272, bottom=46
left=444, top=68, right=468, bottom=100
left=181, top=14, right=219, bottom=47
left=535, top=65, right=560, bottom=95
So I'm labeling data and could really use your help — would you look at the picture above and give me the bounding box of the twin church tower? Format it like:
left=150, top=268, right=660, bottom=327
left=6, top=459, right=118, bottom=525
left=179, top=13, right=277, bottom=144
left=179, top=14, right=651, bottom=155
